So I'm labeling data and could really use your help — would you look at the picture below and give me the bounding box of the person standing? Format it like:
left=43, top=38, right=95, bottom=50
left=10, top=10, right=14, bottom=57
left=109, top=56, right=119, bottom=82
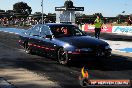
left=94, top=15, right=103, bottom=39
left=127, top=16, right=132, bottom=26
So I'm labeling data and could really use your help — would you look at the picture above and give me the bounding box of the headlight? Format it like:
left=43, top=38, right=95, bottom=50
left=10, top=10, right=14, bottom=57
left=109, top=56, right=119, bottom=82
left=105, top=45, right=110, bottom=49
left=76, top=48, right=93, bottom=52
left=63, top=44, right=70, bottom=48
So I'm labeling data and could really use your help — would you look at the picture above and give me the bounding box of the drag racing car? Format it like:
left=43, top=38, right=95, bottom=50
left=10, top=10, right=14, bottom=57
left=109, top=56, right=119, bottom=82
left=19, top=23, right=112, bottom=65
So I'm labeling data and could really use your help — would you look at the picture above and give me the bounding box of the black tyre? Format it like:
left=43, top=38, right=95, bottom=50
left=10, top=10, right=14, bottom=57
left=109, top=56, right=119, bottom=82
left=57, top=48, right=69, bottom=65
left=104, top=53, right=111, bottom=59
left=24, top=42, right=32, bottom=54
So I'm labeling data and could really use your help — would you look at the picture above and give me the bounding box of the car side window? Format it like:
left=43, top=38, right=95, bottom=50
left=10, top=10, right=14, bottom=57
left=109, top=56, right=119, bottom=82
left=72, top=27, right=83, bottom=36
left=40, top=26, right=52, bottom=37
left=25, top=29, right=31, bottom=35
left=30, top=25, right=40, bottom=36
left=25, top=25, right=36, bottom=35
left=74, top=28, right=82, bottom=35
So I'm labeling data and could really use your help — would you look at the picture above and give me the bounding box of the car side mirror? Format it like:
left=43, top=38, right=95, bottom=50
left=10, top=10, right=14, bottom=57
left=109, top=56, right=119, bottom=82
left=45, top=35, right=52, bottom=40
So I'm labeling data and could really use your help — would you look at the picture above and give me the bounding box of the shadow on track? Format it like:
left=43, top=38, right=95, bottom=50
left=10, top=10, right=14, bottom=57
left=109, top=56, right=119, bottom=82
left=9, top=53, right=132, bottom=88
left=67, top=54, right=132, bottom=71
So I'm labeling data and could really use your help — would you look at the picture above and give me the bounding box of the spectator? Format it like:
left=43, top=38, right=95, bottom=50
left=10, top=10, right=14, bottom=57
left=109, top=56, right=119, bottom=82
left=127, top=16, right=132, bottom=26
left=94, top=15, right=103, bottom=39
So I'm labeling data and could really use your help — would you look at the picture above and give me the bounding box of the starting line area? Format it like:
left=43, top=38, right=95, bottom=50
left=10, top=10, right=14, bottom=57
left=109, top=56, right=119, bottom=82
left=104, top=40, right=132, bottom=53
left=0, top=27, right=132, bottom=53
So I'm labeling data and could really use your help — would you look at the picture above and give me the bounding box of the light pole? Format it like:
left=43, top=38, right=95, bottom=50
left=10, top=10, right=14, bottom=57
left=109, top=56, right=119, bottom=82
left=41, top=0, right=44, bottom=24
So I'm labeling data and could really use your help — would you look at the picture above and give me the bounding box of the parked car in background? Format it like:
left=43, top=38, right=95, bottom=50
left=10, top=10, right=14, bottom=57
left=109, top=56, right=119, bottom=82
left=19, top=23, right=112, bottom=65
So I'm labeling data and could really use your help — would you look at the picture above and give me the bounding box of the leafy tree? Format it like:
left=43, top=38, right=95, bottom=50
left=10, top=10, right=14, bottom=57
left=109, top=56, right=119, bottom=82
left=13, top=2, right=32, bottom=16
left=48, top=13, right=56, bottom=16
left=75, top=12, right=83, bottom=17
left=34, top=12, right=42, bottom=15
left=93, top=13, right=103, bottom=18
left=6, top=10, right=14, bottom=16
left=0, top=10, right=5, bottom=12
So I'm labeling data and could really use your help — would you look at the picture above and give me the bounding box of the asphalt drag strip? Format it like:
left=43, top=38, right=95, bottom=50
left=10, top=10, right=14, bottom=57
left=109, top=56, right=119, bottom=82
left=0, top=28, right=132, bottom=88
left=0, top=31, right=62, bottom=88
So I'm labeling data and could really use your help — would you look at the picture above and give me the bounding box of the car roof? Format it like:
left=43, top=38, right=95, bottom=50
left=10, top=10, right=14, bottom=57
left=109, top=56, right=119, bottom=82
left=45, top=23, right=73, bottom=26
left=34, top=23, right=74, bottom=27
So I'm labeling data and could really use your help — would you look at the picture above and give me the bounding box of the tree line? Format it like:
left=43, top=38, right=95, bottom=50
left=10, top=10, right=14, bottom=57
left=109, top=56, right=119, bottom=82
left=0, top=1, right=132, bottom=24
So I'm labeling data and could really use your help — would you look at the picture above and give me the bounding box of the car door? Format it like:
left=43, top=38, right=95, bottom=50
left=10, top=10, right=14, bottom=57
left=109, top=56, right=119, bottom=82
left=39, top=25, right=57, bottom=57
left=28, top=25, right=42, bottom=52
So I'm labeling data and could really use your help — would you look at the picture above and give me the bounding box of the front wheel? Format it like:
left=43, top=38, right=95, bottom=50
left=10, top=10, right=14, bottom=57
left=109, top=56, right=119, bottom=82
left=57, top=48, right=69, bottom=65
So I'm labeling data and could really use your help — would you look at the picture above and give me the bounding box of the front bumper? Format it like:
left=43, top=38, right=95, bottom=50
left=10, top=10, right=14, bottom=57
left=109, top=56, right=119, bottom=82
left=67, top=48, right=112, bottom=60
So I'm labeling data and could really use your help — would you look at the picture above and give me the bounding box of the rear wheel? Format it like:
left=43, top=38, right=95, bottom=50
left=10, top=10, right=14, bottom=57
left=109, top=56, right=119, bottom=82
left=24, top=42, right=32, bottom=54
left=57, top=48, right=69, bottom=65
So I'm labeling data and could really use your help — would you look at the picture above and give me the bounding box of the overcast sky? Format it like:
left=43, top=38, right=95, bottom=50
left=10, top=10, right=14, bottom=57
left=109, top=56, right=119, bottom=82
left=0, top=0, right=131, bottom=17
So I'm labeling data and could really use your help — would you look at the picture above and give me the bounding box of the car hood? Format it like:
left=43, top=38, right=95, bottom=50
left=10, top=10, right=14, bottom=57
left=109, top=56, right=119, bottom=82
left=57, top=36, right=108, bottom=48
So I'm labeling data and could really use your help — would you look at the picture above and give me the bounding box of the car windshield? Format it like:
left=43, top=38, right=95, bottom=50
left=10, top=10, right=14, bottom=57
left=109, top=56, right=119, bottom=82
left=50, top=25, right=86, bottom=38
